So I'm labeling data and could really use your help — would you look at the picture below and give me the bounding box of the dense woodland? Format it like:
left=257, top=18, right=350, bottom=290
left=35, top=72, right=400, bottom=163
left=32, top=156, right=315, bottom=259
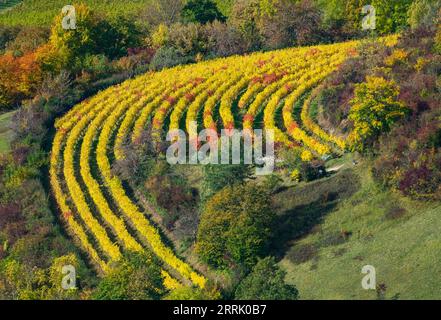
left=0, top=0, right=440, bottom=300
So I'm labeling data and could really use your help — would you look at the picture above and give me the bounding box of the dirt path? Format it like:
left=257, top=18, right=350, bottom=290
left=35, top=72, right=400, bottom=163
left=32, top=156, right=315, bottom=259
left=327, top=164, right=345, bottom=173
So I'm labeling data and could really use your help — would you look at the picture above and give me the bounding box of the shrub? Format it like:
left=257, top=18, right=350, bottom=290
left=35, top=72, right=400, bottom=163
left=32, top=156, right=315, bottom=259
left=205, top=20, right=247, bottom=57
left=93, top=251, right=166, bottom=300
left=196, top=183, right=274, bottom=270
left=228, top=0, right=263, bottom=51
left=145, top=171, right=198, bottom=231
left=200, top=164, right=253, bottom=201
left=150, top=46, right=191, bottom=70
left=345, top=0, right=413, bottom=35
left=151, top=24, right=170, bottom=48
left=0, top=26, right=20, bottom=52
left=95, top=16, right=143, bottom=59
left=182, top=0, right=225, bottom=24
left=408, top=0, right=441, bottom=30
left=384, top=206, right=407, bottom=220
left=141, top=0, right=184, bottom=28
left=167, top=22, right=207, bottom=56
left=80, top=54, right=112, bottom=78
left=372, top=122, right=441, bottom=200
left=0, top=177, right=92, bottom=299
left=4, top=27, right=49, bottom=56
left=348, top=76, right=410, bottom=151
left=436, top=16, right=441, bottom=53
left=0, top=52, right=42, bottom=111
left=235, top=257, right=299, bottom=300
left=0, top=204, right=26, bottom=246
left=299, top=160, right=327, bottom=182
left=288, top=0, right=324, bottom=46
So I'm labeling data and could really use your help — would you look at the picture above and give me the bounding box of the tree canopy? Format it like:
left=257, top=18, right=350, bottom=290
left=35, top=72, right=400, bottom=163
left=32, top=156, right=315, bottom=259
left=235, top=257, right=299, bottom=300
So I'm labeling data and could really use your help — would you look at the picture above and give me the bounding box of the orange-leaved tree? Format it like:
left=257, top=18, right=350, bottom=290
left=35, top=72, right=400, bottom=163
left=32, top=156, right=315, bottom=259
left=0, top=52, right=42, bottom=110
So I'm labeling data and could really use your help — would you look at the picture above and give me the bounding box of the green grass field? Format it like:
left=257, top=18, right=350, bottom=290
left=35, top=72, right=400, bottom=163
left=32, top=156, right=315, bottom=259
left=276, top=162, right=441, bottom=300
left=0, top=111, right=14, bottom=153
left=0, top=0, right=152, bottom=27
left=0, top=0, right=234, bottom=27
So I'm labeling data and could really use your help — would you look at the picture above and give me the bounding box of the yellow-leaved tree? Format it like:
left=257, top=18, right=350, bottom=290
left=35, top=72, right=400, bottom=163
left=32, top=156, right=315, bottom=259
left=37, top=3, right=100, bottom=73
left=348, top=76, right=410, bottom=151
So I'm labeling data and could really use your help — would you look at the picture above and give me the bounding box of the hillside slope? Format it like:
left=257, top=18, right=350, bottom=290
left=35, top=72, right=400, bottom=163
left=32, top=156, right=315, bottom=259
left=277, top=161, right=441, bottom=299
left=49, top=38, right=371, bottom=289
left=0, top=0, right=151, bottom=26
left=0, top=111, right=14, bottom=153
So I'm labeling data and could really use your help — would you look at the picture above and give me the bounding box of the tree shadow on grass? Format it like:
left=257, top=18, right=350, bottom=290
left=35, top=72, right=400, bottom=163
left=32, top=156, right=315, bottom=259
left=269, top=169, right=361, bottom=259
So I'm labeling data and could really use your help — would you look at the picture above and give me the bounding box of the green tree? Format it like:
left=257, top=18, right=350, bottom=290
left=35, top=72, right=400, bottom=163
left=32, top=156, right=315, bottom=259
left=345, top=0, right=413, bottom=35
left=317, top=0, right=347, bottom=26
left=228, top=0, right=263, bottom=50
left=0, top=254, right=85, bottom=300
left=41, top=4, right=142, bottom=72
left=348, top=76, right=409, bottom=151
left=214, top=0, right=235, bottom=17
left=408, top=0, right=441, bottom=30
left=182, top=0, right=226, bottom=24
left=93, top=251, right=165, bottom=300
left=96, top=16, right=143, bottom=59
left=142, top=0, right=184, bottom=27
left=201, top=164, right=253, bottom=201
left=196, top=183, right=274, bottom=269
left=372, top=0, right=413, bottom=34
left=235, top=257, right=299, bottom=300
left=47, top=3, right=101, bottom=72
left=167, top=22, right=207, bottom=56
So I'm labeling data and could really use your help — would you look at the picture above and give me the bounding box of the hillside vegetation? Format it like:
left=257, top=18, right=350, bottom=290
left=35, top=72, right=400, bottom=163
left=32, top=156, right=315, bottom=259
left=0, top=111, right=14, bottom=153
left=50, top=37, right=389, bottom=289
left=0, top=0, right=151, bottom=26
left=276, top=161, right=441, bottom=299
left=0, top=0, right=439, bottom=300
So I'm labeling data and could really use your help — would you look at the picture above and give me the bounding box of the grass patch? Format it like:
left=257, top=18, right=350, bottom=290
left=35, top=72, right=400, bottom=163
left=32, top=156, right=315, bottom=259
left=287, top=243, right=318, bottom=265
left=0, top=0, right=152, bottom=27
left=271, top=168, right=360, bottom=257
left=384, top=206, right=407, bottom=221
left=278, top=163, right=441, bottom=299
left=0, top=111, right=15, bottom=154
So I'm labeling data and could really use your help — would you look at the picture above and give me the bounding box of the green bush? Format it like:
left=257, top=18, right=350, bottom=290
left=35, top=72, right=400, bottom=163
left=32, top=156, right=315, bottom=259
left=200, top=164, right=252, bottom=201
left=348, top=76, right=410, bottom=151
left=196, top=183, right=274, bottom=270
left=407, top=0, right=441, bottom=30
left=344, top=0, right=413, bottom=35
left=182, top=0, right=225, bottom=24
left=150, top=46, right=191, bottom=70
left=93, top=251, right=166, bottom=300
left=235, top=257, right=299, bottom=300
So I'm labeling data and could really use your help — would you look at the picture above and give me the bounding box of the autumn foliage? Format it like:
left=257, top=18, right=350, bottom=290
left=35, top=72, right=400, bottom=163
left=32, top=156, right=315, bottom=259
left=0, top=52, right=42, bottom=110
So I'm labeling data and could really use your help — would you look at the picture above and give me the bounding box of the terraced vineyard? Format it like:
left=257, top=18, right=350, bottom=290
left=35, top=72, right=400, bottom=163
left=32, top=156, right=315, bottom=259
left=50, top=37, right=397, bottom=288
